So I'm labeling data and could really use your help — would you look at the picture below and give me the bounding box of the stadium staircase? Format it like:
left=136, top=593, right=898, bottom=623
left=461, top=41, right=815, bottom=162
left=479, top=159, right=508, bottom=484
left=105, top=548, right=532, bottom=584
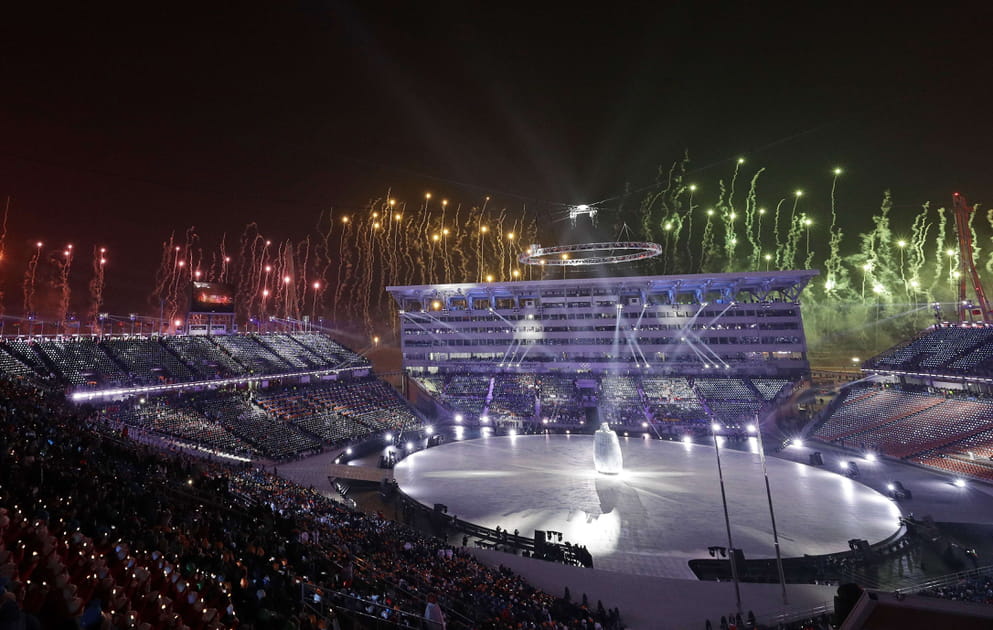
left=97, top=342, right=132, bottom=375
left=19, top=342, right=59, bottom=380
left=804, top=386, right=877, bottom=439
left=159, top=339, right=203, bottom=379
left=0, top=342, right=45, bottom=380
left=688, top=383, right=708, bottom=417
left=206, top=336, right=252, bottom=373
left=285, top=333, right=335, bottom=366
left=247, top=335, right=291, bottom=366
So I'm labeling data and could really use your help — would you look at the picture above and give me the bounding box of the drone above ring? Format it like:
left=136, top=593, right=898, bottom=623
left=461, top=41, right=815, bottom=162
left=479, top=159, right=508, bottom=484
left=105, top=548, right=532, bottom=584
left=518, top=242, right=663, bottom=266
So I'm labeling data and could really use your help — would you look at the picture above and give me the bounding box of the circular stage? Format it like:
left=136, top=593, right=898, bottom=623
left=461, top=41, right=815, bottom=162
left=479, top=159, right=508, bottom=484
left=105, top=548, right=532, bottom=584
left=394, top=434, right=902, bottom=578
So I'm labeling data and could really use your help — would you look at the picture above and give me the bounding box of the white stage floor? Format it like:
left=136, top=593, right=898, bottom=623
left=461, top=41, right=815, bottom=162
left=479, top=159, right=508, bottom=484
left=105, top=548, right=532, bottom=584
left=394, top=434, right=902, bottom=579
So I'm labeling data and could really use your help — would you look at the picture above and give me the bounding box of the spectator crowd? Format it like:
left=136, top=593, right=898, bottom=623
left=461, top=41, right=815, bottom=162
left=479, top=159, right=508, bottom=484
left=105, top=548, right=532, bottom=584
left=0, top=375, right=624, bottom=629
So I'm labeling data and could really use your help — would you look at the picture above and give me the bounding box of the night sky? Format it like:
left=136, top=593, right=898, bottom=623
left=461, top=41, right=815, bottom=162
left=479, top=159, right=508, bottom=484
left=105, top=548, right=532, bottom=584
left=1, top=2, right=991, bottom=314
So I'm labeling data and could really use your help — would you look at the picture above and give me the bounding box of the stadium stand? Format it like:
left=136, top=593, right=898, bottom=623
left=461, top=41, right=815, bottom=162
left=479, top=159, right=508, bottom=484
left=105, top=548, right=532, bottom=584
left=162, top=334, right=247, bottom=378
left=0, top=332, right=412, bottom=462
left=814, top=383, right=993, bottom=481
left=866, top=324, right=993, bottom=377
left=114, top=397, right=258, bottom=458
left=34, top=338, right=130, bottom=388
left=800, top=322, right=993, bottom=483
left=598, top=375, right=645, bottom=426
left=642, top=376, right=706, bottom=423
left=0, top=375, right=624, bottom=630
left=2, top=339, right=52, bottom=378
left=250, top=332, right=328, bottom=369
left=487, top=373, right=537, bottom=424
left=418, top=374, right=493, bottom=418
left=100, top=337, right=197, bottom=384
left=537, top=374, right=585, bottom=424
left=210, top=334, right=294, bottom=374
left=751, top=378, right=792, bottom=401
left=813, top=388, right=940, bottom=443
left=0, top=342, right=44, bottom=381
left=192, top=392, right=322, bottom=460
left=290, top=331, right=370, bottom=368
left=413, top=370, right=791, bottom=432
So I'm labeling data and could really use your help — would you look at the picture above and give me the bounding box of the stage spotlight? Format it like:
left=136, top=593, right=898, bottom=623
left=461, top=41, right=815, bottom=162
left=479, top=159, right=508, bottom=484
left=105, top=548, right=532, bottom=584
left=840, top=461, right=849, bottom=470
left=746, top=424, right=756, bottom=434
left=345, top=447, right=352, bottom=455
left=954, top=478, right=967, bottom=488
left=793, top=438, right=805, bottom=448
left=480, top=416, right=489, bottom=424
left=865, top=452, right=877, bottom=462
left=425, top=425, right=434, bottom=436
left=508, top=428, right=517, bottom=437
left=406, top=442, right=414, bottom=450
left=385, top=433, right=393, bottom=442
left=711, top=422, right=721, bottom=433
left=682, top=435, right=693, bottom=445
left=454, top=414, right=463, bottom=424
left=886, top=483, right=896, bottom=492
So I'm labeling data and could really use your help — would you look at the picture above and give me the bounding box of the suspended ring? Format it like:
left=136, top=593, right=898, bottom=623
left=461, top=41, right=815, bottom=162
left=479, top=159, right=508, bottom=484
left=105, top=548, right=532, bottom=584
left=519, top=242, right=663, bottom=266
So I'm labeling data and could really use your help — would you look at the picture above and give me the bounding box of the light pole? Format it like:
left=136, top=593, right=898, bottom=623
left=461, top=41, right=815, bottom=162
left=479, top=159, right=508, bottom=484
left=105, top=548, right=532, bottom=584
left=750, top=415, right=788, bottom=605
left=711, top=422, right=742, bottom=616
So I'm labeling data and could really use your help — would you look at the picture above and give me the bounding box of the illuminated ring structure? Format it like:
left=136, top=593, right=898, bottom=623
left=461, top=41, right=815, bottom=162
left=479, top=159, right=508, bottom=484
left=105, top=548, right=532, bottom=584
left=518, top=241, right=663, bottom=266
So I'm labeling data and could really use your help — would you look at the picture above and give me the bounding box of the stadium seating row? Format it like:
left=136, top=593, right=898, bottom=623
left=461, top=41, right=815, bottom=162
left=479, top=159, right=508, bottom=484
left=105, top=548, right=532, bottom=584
left=0, top=332, right=370, bottom=390
left=814, top=385, right=993, bottom=479
left=0, top=332, right=413, bottom=462
left=0, top=376, right=619, bottom=630
left=866, top=325, right=993, bottom=377
left=412, top=372, right=795, bottom=427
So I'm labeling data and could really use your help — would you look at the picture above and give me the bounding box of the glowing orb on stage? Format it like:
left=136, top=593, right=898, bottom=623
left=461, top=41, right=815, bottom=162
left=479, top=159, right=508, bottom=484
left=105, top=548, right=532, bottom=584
left=593, top=422, right=623, bottom=474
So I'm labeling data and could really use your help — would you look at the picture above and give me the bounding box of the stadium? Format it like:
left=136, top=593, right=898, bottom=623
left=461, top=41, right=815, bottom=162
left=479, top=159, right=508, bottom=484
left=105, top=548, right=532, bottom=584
left=5, top=6, right=993, bottom=629
left=4, top=223, right=993, bottom=630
